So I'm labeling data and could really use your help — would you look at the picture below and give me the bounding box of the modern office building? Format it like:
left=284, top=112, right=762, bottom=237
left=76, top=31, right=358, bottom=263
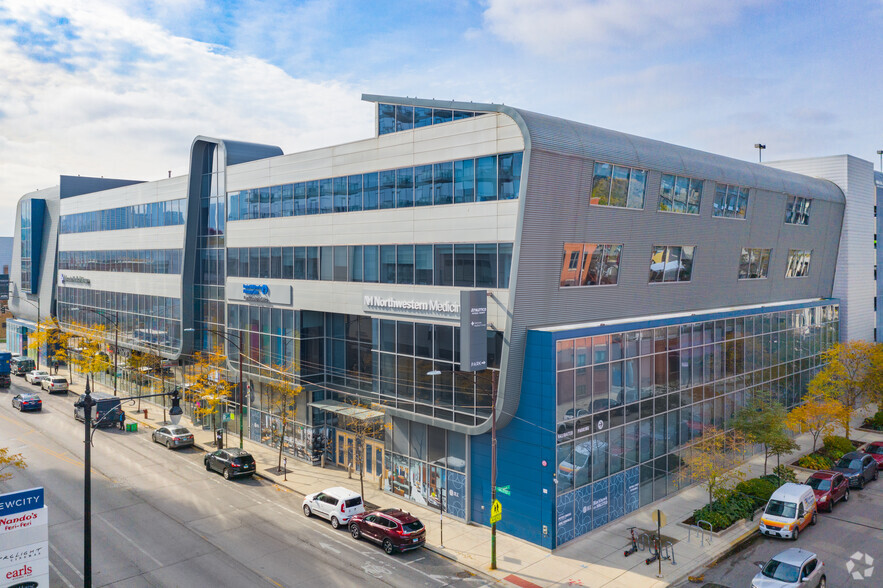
left=8, top=94, right=877, bottom=548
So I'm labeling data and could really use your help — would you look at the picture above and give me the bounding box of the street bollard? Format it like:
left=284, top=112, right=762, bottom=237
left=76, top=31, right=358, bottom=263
left=143, top=409, right=148, bottom=419
left=283, top=457, right=288, bottom=481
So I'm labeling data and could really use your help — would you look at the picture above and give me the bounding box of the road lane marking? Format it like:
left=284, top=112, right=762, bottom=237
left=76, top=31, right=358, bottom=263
left=48, top=560, right=77, bottom=588
left=97, top=514, right=164, bottom=567
left=50, top=543, right=84, bottom=580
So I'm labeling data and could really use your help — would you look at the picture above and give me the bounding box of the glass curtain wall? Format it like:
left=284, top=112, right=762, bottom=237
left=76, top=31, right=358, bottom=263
left=553, top=303, right=839, bottom=546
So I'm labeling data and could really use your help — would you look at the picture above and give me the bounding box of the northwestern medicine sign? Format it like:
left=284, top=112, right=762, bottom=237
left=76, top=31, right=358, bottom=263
left=363, top=291, right=460, bottom=319
left=0, top=487, right=48, bottom=588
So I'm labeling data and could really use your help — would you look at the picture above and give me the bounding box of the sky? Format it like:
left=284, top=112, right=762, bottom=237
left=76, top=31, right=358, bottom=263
left=0, top=0, right=881, bottom=235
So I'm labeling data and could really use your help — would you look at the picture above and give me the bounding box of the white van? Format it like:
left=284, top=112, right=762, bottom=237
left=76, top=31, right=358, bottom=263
left=759, top=483, right=817, bottom=540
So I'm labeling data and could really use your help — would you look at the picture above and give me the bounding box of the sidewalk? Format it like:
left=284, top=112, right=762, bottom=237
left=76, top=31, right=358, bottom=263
left=84, top=375, right=881, bottom=588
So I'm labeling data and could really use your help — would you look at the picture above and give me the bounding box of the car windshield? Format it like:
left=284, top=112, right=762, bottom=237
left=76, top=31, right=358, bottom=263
left=806, top=477, right=831, bottom=491
left=762, top=559, right=800, bottom=582
left=344, top=497, right=362, bottom=508
left=837, top=458, right=863, bottom=470
left=866, top=445, right=883, bottom=455
left=765, top=500, right=797, bottom=518
left=402, top=521, right=424, bottom=532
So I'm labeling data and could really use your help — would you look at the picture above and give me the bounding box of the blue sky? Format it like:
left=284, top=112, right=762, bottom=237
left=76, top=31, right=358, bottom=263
left=1, top=0, right=881, bottom=234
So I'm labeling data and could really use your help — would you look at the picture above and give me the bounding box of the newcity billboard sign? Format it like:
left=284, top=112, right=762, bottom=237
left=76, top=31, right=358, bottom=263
left=0, top=487, right=48, bottom=588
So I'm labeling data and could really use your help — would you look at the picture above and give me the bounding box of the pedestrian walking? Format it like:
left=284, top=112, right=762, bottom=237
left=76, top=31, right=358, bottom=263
left=118, top=410, right=126, bottom=431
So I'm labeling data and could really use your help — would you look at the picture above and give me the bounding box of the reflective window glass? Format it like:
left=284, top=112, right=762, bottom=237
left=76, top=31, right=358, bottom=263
left=476, top=156, right=497, bottom=201
left=454, top=159, right=474, bottom=203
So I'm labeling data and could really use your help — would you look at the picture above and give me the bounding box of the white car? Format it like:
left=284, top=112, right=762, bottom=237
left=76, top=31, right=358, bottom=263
left=25, top=370, right=50, bottom=385
left=41, top=376, right=69, bottom=393
left=752, top=548, right=825, bottom=587
left=302, top=487, right=365, bottom=529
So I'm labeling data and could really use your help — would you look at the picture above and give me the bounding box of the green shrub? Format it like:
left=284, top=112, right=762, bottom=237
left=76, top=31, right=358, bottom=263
left=823, top=435, right=854, bottom=455
left=869, top=411, right=883, bottom=430
left=773, top=465, right=798, bottom=484
left=797, top=454, right=834, bottom=470
left=760, top=474, right=781, bottom=486
left=691, top=491, right=759, bottom=532
left=735, top=478, right=777, bottom=503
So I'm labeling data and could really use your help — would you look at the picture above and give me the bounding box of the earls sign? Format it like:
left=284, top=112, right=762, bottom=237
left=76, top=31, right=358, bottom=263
left=0, top=488, right=48, bottom=588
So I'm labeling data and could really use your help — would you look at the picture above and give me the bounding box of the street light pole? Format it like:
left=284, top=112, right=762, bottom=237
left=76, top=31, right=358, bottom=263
left=83, top=378, right=94, bottom=588
left=754, top=143, right=766, bottom=163
left=239, top=329, right=244, bottom=449
left=490, top=369, right=498, bottom=570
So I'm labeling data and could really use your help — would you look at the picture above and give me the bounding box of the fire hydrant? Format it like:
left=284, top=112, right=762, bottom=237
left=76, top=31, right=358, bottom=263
left=143, top=409, right=148, bottom=419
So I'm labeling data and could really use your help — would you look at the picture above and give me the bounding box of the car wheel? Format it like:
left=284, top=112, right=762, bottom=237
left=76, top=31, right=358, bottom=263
left=350, top=523, right=361, bottom=539
left=383, top=539, right=395, bottom=555
left=810, top=512, right=817, bottom=526
left=859, top=477, right=865, bottom=490
left=330, top=516, right=340, bottom=529
left=844, top=489, right=850, bottom=502
left=875, top=469, right=879, bottom=481
left=223, top=468, right=231, bottom=480
left=303, top=504, right=312, bottom=517
left=205, top=460, right=212, bottom=471
left=819, top=575, right=826, bottom=588
left=829, top=498, right=834, bottom=512
left=165, top=439, right=171, bottom=449
left=792, top=527, right=799, bottom=541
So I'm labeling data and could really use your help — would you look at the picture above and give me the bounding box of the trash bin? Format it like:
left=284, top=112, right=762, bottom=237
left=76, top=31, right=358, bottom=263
left=126, top=423, right=137, bottom=432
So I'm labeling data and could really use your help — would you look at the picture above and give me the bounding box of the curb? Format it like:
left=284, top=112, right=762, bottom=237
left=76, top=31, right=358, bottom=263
left=668, top=527, right=760, bottom=587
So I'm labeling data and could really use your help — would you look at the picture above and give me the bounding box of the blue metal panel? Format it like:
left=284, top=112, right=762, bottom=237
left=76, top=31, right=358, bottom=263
left=469, top=328, right=557, bottom=548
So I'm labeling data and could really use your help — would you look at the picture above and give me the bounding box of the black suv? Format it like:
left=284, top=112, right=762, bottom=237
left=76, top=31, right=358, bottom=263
left=832, top=451, right=879, bottom=489
left=204, top=448, right=256, bottom=480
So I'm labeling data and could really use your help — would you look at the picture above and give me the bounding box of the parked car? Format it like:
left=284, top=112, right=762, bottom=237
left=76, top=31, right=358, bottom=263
left=349, top=508, right=426, bottom=554
left=759, top=483, right=817, bottom=540
left=831, top=451, right=878, bottom=489
left=74, top=392, right=122, bottom=427
left=204, top=448, right=255, bottom=479
left=12, top=393, right=42, bottom=412
left=152, top=425, right=195, bottom=449
left=862, top=441, right=883, bottom=466
left=752, top=548, right=826, bottom=588
left=41, top=376, right=69, bottom=394
left=302, top=487, right=365, bottom=529
left=804, top=471, right=849, bottom=512
left=25, top=370, right=50, bottom=385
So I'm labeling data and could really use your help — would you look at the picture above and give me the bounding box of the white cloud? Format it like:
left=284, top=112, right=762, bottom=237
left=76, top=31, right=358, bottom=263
left=0, top=0, right=373, bottom=234
left=482, top=0, right=764, bottom=56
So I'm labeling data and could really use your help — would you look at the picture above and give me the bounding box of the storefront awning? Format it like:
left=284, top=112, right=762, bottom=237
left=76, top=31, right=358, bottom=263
left=308, top=400, right=386, bottom=420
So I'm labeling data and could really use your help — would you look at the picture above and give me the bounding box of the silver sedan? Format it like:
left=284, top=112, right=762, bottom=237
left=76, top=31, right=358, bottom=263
left=151, top=425, right=195, bottom=449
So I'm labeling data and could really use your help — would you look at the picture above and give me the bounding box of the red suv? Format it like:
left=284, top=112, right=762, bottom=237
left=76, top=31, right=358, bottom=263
left=349, top=508, right=426, bottom=554
left=863, top=441, right=883, bottom=466
left=805, top=470, right=849, bottom=511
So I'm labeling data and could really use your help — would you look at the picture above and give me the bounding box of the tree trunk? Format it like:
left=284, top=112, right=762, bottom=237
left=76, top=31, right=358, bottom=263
left=358, top=439, right=365, bottom=500
left=763, top=445, right=769, bottom=476
left=277, top=414, right=286, bottom=473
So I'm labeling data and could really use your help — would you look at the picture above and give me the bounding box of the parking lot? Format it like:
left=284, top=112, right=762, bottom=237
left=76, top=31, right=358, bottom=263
left=687, top=471, right=883, bottom=587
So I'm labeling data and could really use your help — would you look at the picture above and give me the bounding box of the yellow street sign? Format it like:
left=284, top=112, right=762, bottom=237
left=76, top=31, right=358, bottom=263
left=490, top=499, right=502, bottom=524
left=650, top=509, right=666, bottom=527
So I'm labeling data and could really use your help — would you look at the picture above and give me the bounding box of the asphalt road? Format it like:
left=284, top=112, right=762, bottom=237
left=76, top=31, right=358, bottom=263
left=684, top=468, right=883, bottom=587
left=0, top=376, right=489, bottom=587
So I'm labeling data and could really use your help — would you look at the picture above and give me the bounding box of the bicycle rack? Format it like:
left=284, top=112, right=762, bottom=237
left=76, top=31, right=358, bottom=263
left=663, top=541, right=676, bottom=565
left=687, top=520, right=713, bottom=547
left=637, top=533, right=652, bottom=552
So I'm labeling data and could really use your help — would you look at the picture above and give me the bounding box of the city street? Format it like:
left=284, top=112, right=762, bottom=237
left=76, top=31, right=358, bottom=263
left=0, top=376, right=488, bottom=587
left=685, top=472, right=883, bottom=587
